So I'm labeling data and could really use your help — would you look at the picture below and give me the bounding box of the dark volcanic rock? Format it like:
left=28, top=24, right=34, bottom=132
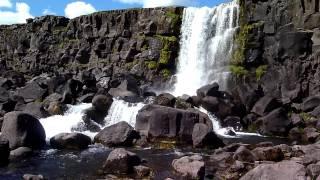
left=192, top=123, right=224, bottom=148
left=92, top=94, right=113, bottom=112
left=135, top=104, right=213, bottom=144
left=0, top=136, right=9, bottom=166
left=103, top=148, right=141, bottom=175
left=233, top=146, right=256, bottom=163
left=251, top=95, right=281, bottom=116
left=9, top=147, right=33, bottom=160
left=252, top=146, right=284, bottom=162
left=196, top=83, right=220, bottom=98
left=172, top=155, right=205, bottom=179
left=16, top=82, right=47, bottom=103
left=154, top=93, right=176, bottom=107
left=94, top=121, right=137, bottom=147
left=1, top=111, right=46, bottom=149
left=23, top=102, right=49, bottom=119
left=50, top=133, right=92, bottom=150
left=257, top=108, right=291, bottom=136
left=302, top=96, right=320, bottom=112
left=240, top=161, right=307, bottom=180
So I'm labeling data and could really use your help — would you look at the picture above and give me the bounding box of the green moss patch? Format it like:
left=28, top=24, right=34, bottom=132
left=256, top=65, right=268, bottom=80
left=230, top=65, right=249, bottom=78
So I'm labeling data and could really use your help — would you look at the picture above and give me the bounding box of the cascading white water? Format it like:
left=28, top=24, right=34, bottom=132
left=39, top=99, right=145, bottom=139
left=172, top=1, right=239, bottom=96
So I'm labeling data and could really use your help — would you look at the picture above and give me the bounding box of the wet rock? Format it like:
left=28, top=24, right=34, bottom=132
left=1, top=111, right=46, bottom=149
left=45, top=101, right=67, bottom=116
left=172, top=155, right=205, bottom=179
left=252, top=146, right=284, bottom=162
left=196, top=83, right=220, bottom=98
left=289, top=127, right=303, bottom=141
left=240, top=161, right=307, bottom=180
left=82, top=94, right=113, bottom=126
left=50, top=133, right=92, bottom=150
left=0, top=137, right=9, bottom=166
left=200, top=96, right=232, bottom=119
left=23, top=174, right=44, bottom=180
left=135, top=105, right=213, bottom=144
left=77, top=93, right=95, bottom=103
left=9, top=147, right=33, bottom=160
left=108, top=76, right=140, bottom=102
left=92, top=94, right=113, bottom=112
left=94, top=121, right=137, bottom=147
left=222, top=116, right=242, bottom=131
left=291, top=113, right=305, bottom=127
left=192, top=123, right=224, bottom=148
left=103, top=148, right=141, bottom=175
left=154, top=93, right=176, bottom=107
left=251, top=95, right=281, bottom=116
left=233, top=146, right=256, bottom=163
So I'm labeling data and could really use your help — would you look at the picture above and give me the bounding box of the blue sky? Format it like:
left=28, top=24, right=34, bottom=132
left=0, top=0, right=229, bottom=24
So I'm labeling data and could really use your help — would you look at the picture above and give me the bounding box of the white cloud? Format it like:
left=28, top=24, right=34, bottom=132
left=0, top=2, right=34, bottom=25
left=0, top=0, right=12, bottom=8
left=114, top=0, right=195, bottom=7
left=43, top=8, right=56, bottom=15
left=64, top=1, right=96, bottom=19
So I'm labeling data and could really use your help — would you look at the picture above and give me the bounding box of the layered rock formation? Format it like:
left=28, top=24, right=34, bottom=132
left=0, top=7, right=183, bottom=87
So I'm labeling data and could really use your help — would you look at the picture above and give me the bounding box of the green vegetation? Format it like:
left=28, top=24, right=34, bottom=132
left=256, top=65, right=268, bottom=80
left=156, top=35, right=177, bottom=66
left=145, top=61, right=157, bottom=70
left=161, top=69, right=171, bottom=79
left=165, top=11, right=181, bottom=29
left=300, top=112, right=314, bottom=122
left=230, top=65, right=249, bottom=78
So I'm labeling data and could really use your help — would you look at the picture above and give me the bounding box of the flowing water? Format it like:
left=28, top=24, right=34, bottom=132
left=172, top=1, right=239, bottom=96
left=0, top=1, right=285, bottom=179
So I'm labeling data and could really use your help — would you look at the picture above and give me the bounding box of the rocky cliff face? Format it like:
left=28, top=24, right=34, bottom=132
left=233, top=0, right=320, bottom=107
left=0, top=7, right=183, bottom=86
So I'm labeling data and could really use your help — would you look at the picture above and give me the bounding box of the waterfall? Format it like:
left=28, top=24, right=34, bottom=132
left=39, top=1, right=259, bottom=139
left=172, top=1, right=239, bottom=96
left=39, top=99, right=145, bottom=139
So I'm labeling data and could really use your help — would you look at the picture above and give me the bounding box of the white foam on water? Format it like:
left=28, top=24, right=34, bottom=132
left=39, top=103, right=92, bottom=140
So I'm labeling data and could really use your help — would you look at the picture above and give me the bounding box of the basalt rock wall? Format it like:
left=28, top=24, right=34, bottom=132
left=0, top=7, right=183, bottom=86
left=233, top=0, right=320, bottom=107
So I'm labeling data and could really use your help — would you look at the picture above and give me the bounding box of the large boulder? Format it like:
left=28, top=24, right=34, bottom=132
left=251, top=95, right=281, bottom=116
left=23, top=102, right=49, bottom=119
left=82, top=94, right=113, bottom=126
left=196, top=83, right=220, bottom=98
left=94, top=121, right=137, bottom=147
left=257, top=108, right=291, bottom=136
left=16, top=82, right=47, bottom=103
left=50, top=133, right=92, bottom=150
left=302, top=96, right=320, bottom=112
left=0, top=87, right=9, bottom=103
left=172, top=155, right=205, bottom=179
left=233, top=146, right=256, bottom=163
left=92, top=94, right=113, bottom=112
left=192, top=123, right=224, bottom=148
left=135, top=105, right=213, bottom=144
left=1, top=111, right=46, bottom=149
left=103, top=148, right=141, bottom=175
left=240, top=161, right=307, bottom=180
left=108, top=76, right=141, bottom=102
left=252, top=146, right=284, bottom=161
left=0, top=136, right=9, bottom=166
left=201, top=96, right=232, bottom=119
